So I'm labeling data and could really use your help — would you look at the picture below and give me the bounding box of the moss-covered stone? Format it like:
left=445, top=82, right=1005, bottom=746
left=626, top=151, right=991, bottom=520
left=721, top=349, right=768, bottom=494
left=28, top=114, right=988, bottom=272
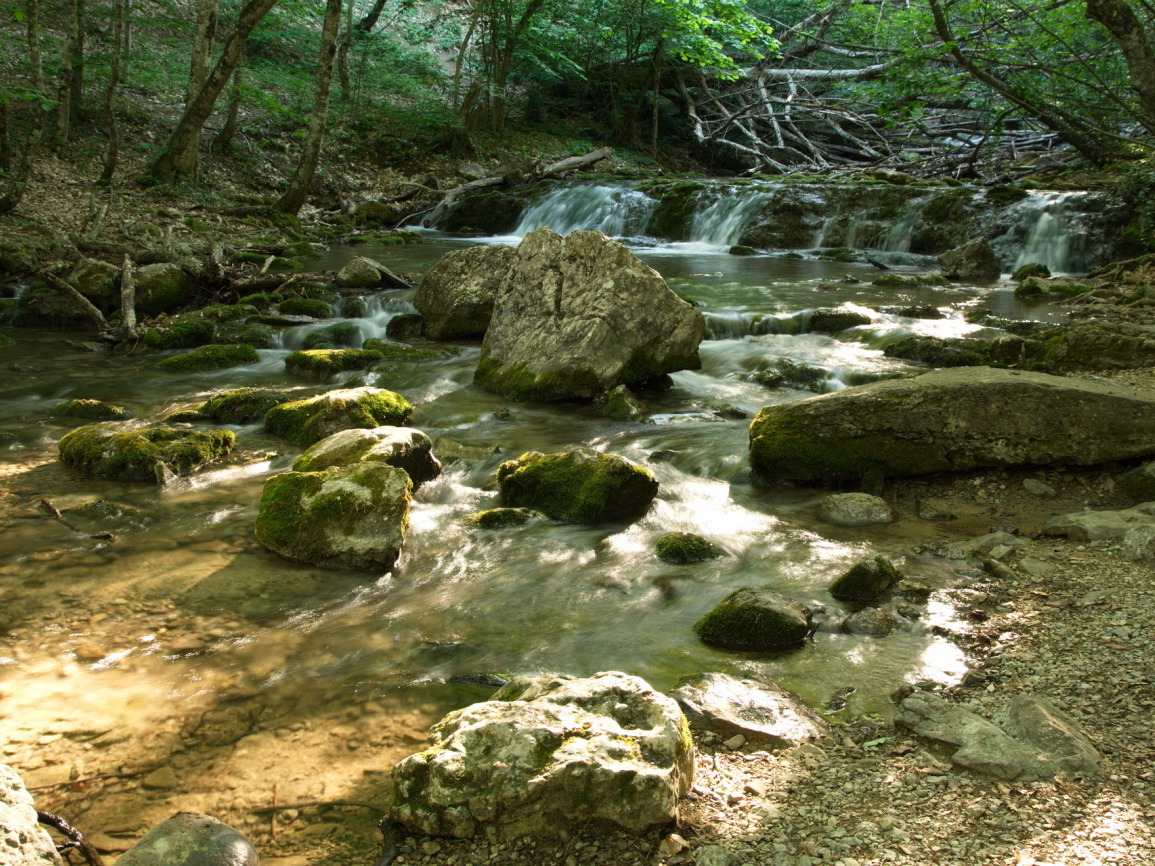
left=197, top=387, right=298, bottom=424
left=340, top=296, right=368, bottom=318
left=237, top=293, right=279, bottom=309
left=58, top=424, right=235, bottom=481
left=593, top=385, right=647, bottom=421
left=362, top=338, right=454, bottom=361
left=386, top=313, right=424, bottom=341
left=470, top=507, right=537, bottom=529
left=656, top=532, right=723, bottom=564
left=215, top=321, right=277, bottom=348
left=292, top=426, right=441, bottom=487
left=51, top=399, right=131, bottom=421
left=745, top=359, right=829, bottom=392
left=143, top=318, right=217, bottom=350
left=278, top=297, right=331, bottom=318
left=808, top=309, right=872, bottom=332
left=883, top=336, right=990, bottom=367
left=871, top=274, right=952, bottom=288
left=264, top=387, right=413, bottom=447
left=156, top=343, right=260, bottom=372
left=496, top=448, right=658, bottom=524
left=70, top=260, right=120, bottom=308
left=986, top=185, right=1030, bottom=206
left=285, top=348, right=384, bottom=376
left=303, top=322, right=362, bottom=350
left=634, top=179, right=704, bottom=241
left=693, top=587, right=813, bottom=651
left=728, top=245, right=758, bottom=256
left=1011, top=262, right=1051, bottom=281
left=282, top=241, right=321, bottom=259
left=135, top=262, right=195, bottom=316
left=198, top=303, right=259, bottom=322
left=829, top=555, right=900, bottom=602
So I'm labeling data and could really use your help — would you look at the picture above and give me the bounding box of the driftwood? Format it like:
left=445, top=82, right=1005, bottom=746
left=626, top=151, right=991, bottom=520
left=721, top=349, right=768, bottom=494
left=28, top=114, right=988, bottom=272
left=118, top=254, right=138, bottom=339
left=39, top=499, right=117, bottom=543
left=39, top=271, right=111, bottom=333
left=36, top=811, right=106, bottom=866
left=416, top=146, right=613, bottom=226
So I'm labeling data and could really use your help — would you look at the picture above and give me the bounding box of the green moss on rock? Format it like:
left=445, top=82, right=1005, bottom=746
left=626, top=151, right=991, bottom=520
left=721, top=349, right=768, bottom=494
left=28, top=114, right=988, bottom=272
left=693, top=587, right=813, bottom=651
left=829, top=555, right=900, bottom=602
left=496, top=448, right=658, bottom=523
left=656, top=532, right=723, bottom=564
left=143, top=318, right=216, bottom=350
left=264, top=387, right=413, bottom=447
left=197, top=387, right=298, bottom=424
left=303, top=322, right=362, bottom=350
left=278, top=298, right=331, bottom=318
left=156, top=343, right=260, bottom=372
left=58, top=425, right=235, bottom=481
left=1011, top=262, right=1050, bottom=281
left=386, top=313, right=424, bottom=341
left=285, top=348, right=385, bottom=376
left=470, top=507, right=537, bottom=529
left=362, top=338, right=453, bottom=361
left=51, top=399, right=131, bottom=421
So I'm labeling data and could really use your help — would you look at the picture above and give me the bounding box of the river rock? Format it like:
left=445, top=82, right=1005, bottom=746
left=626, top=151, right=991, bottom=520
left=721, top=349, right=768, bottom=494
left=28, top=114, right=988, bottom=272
left=807, top=308, right=871, bottom=332
left=1043, top=320, right=1155, bottom=371
left=70, top=259, right=120, bottom=308
left=292, top=426, right=441, bottom=487
left=336, top=256, right=384, bottom=288
left=897, top=690, right=1099, bottom=781
left=414, top=244, right=516, bottom=339
left=0, top=763, right=64, bottom=865
left=938, top=237, right=1001, bottom=281
left=1117, top=461, right=1155, bottom=503
left=693, top=587, right=813, bottom=651
left=656, top=532, right=723, bottom=564
left=670, top=672, right=828, bottom=749
left=818, top=492, right=895, bottom=526
left=829, top=556, right=900, bottom=602
left=389, top=671, right=694, bottom=839
left=116, top=812, right=258, bottom=866
left=496, top=448, right=658, bottom=523
left=1040, top=502, right=1155, bottom=545
left=264, top=387, right=412, bottom=447
left=195, top=387, right=297, bottom=424
left=50, top=398, right=131, bottom=421
left=842, top=606, right=903, bottom=636
left=135, top=262, right=194, bottom=316
left=749, top=367, right=1155, bottom=483
left=58, top=425, right=235, bottom=482
left=255, top=462, right=411, bottom=571
left=474, top=228, right=704, bottom=400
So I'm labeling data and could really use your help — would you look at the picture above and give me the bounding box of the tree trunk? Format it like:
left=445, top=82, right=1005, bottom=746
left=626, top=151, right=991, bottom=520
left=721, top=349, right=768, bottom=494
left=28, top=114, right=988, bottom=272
left=98, top=0, right=126, bottom=185
left=0, top=0, right=45, bottom=214
left=213, top=46, right=244, bottom=152
left=70, top=0, right=85, bottom=115
left=187, top=0, right=220, bottom=105
left=1086, top=0, right=1155, bottom=129
left=55, top=0, right=79, bottom=142
left=146, top=0, right=278, bottom=185
left=0, top=103, right=10, bottom=173
left=355, top=0, right=388, bottom=32
left=336, top=0, right=353, bottom=102
left=277, top=0, right=342, bottom=215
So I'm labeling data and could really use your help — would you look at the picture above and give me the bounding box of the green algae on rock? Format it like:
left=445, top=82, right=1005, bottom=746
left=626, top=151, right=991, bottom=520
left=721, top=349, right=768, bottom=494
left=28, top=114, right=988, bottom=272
left=362, top=339, right=455, bottom=361
left=284, top=348, right=385, bottom=376
left=277, top=297, right=331, bottom=318
left=255, top=462, right=411, bottom=571
left=292, top=426, right=441, bottom=487
left=693, top=587, right=813, bottom=651
left=264, top=387, right=413, bottom=447
left=197, top=387, right=299, bottom=424
left=156, top=343, right=260, bottom=372
left=58, top=425, right=235, bottom=481
left=470, top=507, right=537, bottom=529
left=829, top=555, right=900, bottom=602
left=143, top=317, right=217, bottom=350
left=51, top=398, right=131, bottom=421
left=496, top=448, right=658, bottom=524
left=656, top=532, right=724, bottom=564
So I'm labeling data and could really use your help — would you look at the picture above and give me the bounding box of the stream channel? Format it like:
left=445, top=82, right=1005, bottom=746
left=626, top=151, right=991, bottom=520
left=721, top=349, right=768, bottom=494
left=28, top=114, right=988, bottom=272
left=0, top=182, right=1078, bottom=844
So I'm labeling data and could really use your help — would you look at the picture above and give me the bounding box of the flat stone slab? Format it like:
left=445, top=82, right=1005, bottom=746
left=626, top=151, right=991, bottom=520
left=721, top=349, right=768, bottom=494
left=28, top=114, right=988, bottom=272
left=670, top=672, right=829, bottom=749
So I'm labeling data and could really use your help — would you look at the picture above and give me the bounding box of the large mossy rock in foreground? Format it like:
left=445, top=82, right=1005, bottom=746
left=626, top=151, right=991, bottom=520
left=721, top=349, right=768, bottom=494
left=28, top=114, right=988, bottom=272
left=264, top=387, right=412, bottom=447
left=255, top=462, right=411, bottom=571
left=749, top=367, right=1155, bottom=484
left=292, top=426, right=441, bottom=487
left=59, top=425, right=235, bottom=481
left=474, top=229, right=704, bottom=400
left=115, top=812, right=258, bottom=866
left=496, top=448, right=658, bottom=523
left=390, top=671, right=694, bottom=839
left=414, top=244, right=516, bottom=339
left=694, top=587, right=813, bottom=651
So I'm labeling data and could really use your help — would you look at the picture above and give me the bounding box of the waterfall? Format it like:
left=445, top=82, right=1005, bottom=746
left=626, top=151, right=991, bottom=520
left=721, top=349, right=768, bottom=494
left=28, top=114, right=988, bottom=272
left=512, top=185, right=656, bottom=238
left=1011, top=192, right=1086, bottom=274
left=688, top=189, right=775, bottom=246
left=880, top=197, right=929, bottom=253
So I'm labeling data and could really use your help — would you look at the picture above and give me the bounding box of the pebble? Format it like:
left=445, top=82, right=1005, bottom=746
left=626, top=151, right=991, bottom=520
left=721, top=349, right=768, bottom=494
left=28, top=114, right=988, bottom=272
left=724, top=734, right=747, bottom=750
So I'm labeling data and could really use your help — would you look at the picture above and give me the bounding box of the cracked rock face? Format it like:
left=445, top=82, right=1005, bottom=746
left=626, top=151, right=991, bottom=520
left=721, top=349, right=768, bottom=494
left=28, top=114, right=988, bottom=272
left=0, top=763, right=63, bottom=866
left=389, top=671, right=694, bottom=839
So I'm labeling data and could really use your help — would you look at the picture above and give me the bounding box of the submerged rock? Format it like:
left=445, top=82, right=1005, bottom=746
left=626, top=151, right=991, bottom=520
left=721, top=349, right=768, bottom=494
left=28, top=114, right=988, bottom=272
left=116, top=811, right=258, bottom=866
left=264, top=387, right=412, bottom=447
left=656, top=532, right=724, bottom=564
left=496, top=448, right=658, bottom=523
left=470, top=507, right=537, bottom=529
left=670, top=672, right=828, bottom=749
left=749, top=367, right=1155, bottom=483
left=414, top=244, right=515, bottom=339
left=474, top=229, right=704, bottom=401
left=255, top=462, right=411, bottom=571
left=693, top=587, right=813, bottom=651
left=842, top=606, right=904, bottom=636
left=390, top=671, right=693, bottom=839
left=0, top=763, right=64, bottom=865
left=58, top=425, right=235, bottom=482
left=292, top=426, right=441, bottom=487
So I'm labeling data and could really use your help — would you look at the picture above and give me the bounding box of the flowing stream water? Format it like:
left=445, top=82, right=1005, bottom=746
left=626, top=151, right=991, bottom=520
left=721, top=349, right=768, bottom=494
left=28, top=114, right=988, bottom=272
left=0, top=182, right=1079, bottom=846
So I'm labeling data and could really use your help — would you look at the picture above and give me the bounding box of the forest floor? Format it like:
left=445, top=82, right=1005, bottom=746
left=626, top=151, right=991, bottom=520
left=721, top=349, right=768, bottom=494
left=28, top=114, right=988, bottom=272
left=3, top=133, right=1155, bottom=866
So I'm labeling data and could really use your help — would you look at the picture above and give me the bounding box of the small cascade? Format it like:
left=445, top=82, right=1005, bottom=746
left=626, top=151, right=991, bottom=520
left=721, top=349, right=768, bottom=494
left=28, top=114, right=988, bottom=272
left=1011, top=193, right=1086, bottom=274
left=688, top=189, right=775, bottom=246
left=880, top=197, right=929, bottom=253
left=810, top=214, right=840, bottom=248
left=512, top=185, right=656, bottom=238
left=703, top=311, right=797, bottom=340
left=277, top=294, right=417, bottom=349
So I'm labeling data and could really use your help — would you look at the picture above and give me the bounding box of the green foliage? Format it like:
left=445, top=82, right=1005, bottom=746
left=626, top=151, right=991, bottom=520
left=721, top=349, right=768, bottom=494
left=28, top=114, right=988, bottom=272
left=1120, top=161, right=1155, bottom=251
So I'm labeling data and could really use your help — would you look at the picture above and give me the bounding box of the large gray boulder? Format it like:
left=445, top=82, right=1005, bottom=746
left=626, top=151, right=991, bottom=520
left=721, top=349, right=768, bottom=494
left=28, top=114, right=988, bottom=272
left=255, top=462, right=411, bottom=571
left=414, top=244, right=516, bottom=339
left=474, top=229, right=704, bottom=400
left=670, top=672, right=828, bottom=749
left=897, top=691, right=1099, bottom=782
left=116, top=812, right=258, bottom=866
left=938, top=237, right=1001, bottom=281
left=749, top=367, right=1155, bottom=483
left=0, top=764, right=63, bottom=865
left=292, top=426, right=441, bottom=487
left=390, top=671, right=694, bottom=839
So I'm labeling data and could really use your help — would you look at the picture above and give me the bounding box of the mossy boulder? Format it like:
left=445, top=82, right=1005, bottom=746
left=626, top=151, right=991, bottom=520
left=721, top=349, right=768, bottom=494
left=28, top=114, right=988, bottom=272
left=693, top=587, right=813, bottom=651
left=156, top=343, right=260, bottom=372
left=883, top=336, right=991, bottom=367
left=938, top=238, right=1001, bottom=282
left=51, top=399, right=131, bottom=421
left=829, top=556, right=900, bottom=602
left=470, top=507, right=537, bottom=529
left=135, top=262, right=195, bottom=316
left=143, top=318, right=217, bottom=350
left=871, top=274, right=952, bottom=289
left=656, top=532, right=723, bottom=564
left=196, top=387, right=299, bottom=424
left=440, top=189, right=533, bottom=234
left=1011, top=262, right=1051, bottom=281
left=593, top=385, right=648, bottom=421
left=70, top=259, right=121, bottom=308
left=255, top=462, right=411, bottom=571
left=337, top=256, right=387, bottom=289
left=199, top=303, right=260, bottom=322
left=292, top=426, right=441, bottom=487
left=264, top=387, right=413, bottom=447
left=14, top=283, right=89, bottom=327
left=807, top=308, right=872, bottom=333
left=414, top=244, right=516, bottom=339
left=496, top=448, right=658, bottom=524
left=386, top=313, right=424, bottom=341
left=634, top=179, right=704, bottom=241
left=285, top=348, right=384, bottom=376
left=58, top=425, right=235, bottom=481
left=215, top=321, right=277, bottom=348
left=819, top=493, right=895, bottom=527
left=744, top=358, right=829, bottom=392
left=1041, top=321, right=1155, bottom=371
left=362, top=338, right=453, bottom=361
left=303, top=322, right=362, bottom=350
left=729, top=245, right=758, bottom=256
left=278, top=298, right=331, bottom=318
